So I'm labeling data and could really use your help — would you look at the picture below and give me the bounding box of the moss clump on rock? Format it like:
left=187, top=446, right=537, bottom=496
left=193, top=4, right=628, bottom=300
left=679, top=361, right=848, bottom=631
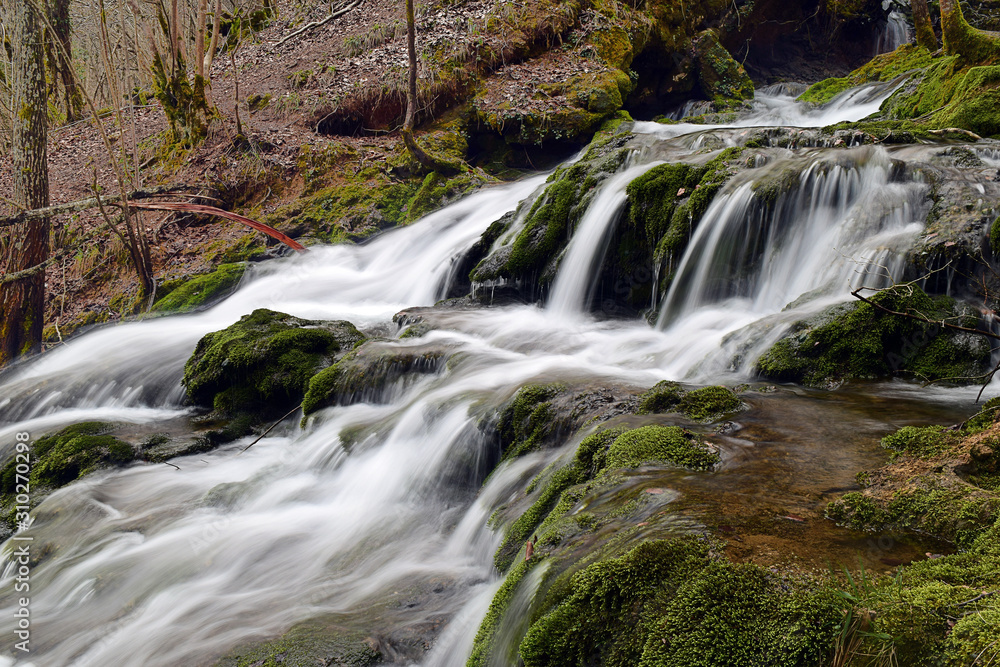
left=151, top=263, right=246, bottom=313
left=0, top=422, right=136, bottom=494
left=678, top=386, right=743, bottom=422
left=183, top=309, right=365, bottom=419
left=495, top=383, right=566, bottom=459
left=693, top=30, right=754, bottom=105
left=636, top=380, right=685, bottom=414
left=606, top=425, right=719, bottom=471
left=755, top=285, right=991, bottom=388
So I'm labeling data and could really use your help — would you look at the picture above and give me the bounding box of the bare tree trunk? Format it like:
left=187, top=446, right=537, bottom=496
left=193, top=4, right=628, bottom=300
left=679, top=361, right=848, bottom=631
left=401, top=0, right=459, bottom=174
left=204, top=0, right=222, bottom=73
left=939, top=0, right=999, bottom=60
left=196, top=0, right=207, bottom=79
left=911, top=0, right=938, bottom=51
left=170, top=0, right=180, bottom=70
left=1, top=0, right=50, bottom=365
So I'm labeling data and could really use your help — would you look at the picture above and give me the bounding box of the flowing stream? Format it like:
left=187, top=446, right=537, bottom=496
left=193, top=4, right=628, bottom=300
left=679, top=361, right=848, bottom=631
left=0, top=85, right=990, bottom=666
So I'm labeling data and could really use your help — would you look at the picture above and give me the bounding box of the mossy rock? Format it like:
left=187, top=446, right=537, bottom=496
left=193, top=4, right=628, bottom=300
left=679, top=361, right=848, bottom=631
left=495, top=383, right=566, bottom=459
left=755, top=285, right=991, bottom=388
left=183, top=309, right=365, bottom=420
left=677, top=386, right=743, bottom=422
left=469, top=115, right=634, bottom=291
left=213, top=619, right=380, bottom=667
left=636, top=380, right=685, bottom=414
left=0, top=422, right=136, bottom=495
left=606, top=425, right=719, bottom=471
left=152, top=263, right=247, bottom=313
left=639, top=562, right=841, bottom=667
left=693, top=30, right=754, bottom=105
left=301, top=341, right=445, bottom=415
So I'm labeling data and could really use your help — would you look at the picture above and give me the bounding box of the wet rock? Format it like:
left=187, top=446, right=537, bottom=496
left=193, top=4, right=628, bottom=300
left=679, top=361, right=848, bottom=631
left=183, top=308, right=365, bottom=421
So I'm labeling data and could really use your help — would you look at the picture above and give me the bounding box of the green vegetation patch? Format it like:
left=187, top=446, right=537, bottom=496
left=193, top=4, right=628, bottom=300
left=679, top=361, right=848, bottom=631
left=607, top=425, right=719, bottom=471
left=495, top=383, right=566, bottom=459
left=152, top=263, right=247, bottom=313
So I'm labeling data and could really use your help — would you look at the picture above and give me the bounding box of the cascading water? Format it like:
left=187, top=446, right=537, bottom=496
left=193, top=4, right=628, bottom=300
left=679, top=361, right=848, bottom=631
left=876, top=10, right=912, bottom=54
left=0, top=83, right=987, bottom=666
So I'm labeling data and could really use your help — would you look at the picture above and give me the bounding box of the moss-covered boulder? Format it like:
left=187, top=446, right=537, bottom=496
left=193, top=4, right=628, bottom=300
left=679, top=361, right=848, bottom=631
left=0, top=422, right=136, bottom=495
left=637, top=381, right=743, bottom=422
left=151, top=263, right=247, bottom=313
left=470, top=115, right=634, bottom=294
left=494, top=383, right=567, bottom=459
left=301, top=340, right=446, bottom=415
left=755, top=286, right=991, bottom=388
left=693, top=29, right=754, bottom=105
left=183, top=309, right=365, bottom=420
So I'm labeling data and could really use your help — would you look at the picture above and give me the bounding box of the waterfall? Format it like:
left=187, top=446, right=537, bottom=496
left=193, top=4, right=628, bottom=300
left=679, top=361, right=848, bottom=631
left=876, top=11, right=912, bottom=54
left=0, top=83, right=968, bottom=666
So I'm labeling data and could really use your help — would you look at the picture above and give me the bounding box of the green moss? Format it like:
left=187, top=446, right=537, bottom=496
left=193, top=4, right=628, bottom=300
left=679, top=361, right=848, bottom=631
left=495, top=464, right=582, bottom=572
left=965, top=396, right=1000, bottom=433
left=800, top=44, right=936, bottom=105
left=932, top=65, right=1000, bottom=138
left=755, top=286, right=991, bottom=387
left=183, top=309, right=365, bottom=419
left=519, top=538, right=710, bottom=667
left=881, top=425, right=949, bottom=458
left=301, top=343, right=442, bottom=415
left=636, top=380, right=685, bottom=415
left=151, top=263, right=246, bottom=313
left=0, top=422, right=135, bottom=495
left=797, top=77, right=852, bottom=105
left=496, top=384, right=565, bottom=459
left=467, top=560, right=531, bottom=667
left=606, top=425, right=719, bottom=471
left=640, top=562, right=841, bottom=667
left=678, top=386, right=742, bottom=422
left=693, top=30, right=754, bottom=104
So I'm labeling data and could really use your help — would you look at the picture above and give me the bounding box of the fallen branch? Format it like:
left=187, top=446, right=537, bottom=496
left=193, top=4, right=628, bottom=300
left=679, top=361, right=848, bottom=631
left=0, top=185, right=210, bottom=229
left=275, top=0, right=361, bottom=46
left=929, top=127, right=983, bottom=141
left=127, top=202, right=307, bottom=252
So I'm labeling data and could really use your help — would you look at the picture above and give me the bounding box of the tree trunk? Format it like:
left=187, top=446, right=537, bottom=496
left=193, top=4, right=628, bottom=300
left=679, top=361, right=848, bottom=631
left=47, top=0, right=82, bottom=122
left=196, top=0, right=207, bottom=79
left=1, top=0, right=50, bottom=365
left=204, top=0, right=222, bottom=73
left=911, top=0, right=938, bottom=51
left=939, top=0, right=999, bottom=60
left=401, top=0, right=460, bottom=175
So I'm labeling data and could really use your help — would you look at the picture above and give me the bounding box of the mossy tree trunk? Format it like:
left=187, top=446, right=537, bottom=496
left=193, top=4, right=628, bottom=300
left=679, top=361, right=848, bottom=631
left=911, top=0, right=938, bottom=51
left=939, top=0, right=1000, bottom=61
left=1, top=0, right=50, bottom=366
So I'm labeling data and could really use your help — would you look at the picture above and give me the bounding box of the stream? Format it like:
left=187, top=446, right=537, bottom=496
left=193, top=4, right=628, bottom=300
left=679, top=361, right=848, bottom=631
left=0, top=83, right=992, bottom=666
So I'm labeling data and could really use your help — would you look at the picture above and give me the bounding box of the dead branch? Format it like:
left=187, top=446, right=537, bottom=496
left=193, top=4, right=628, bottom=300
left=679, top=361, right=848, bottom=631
left=851, top=286, right=1000, bottom=341
left=929, top=128, right=983, bottom=141
left=275, top=0, right=362, bottom=46
left=0, top=185, right=209, bottom=229
left=126, top=202, right=307, bottom=252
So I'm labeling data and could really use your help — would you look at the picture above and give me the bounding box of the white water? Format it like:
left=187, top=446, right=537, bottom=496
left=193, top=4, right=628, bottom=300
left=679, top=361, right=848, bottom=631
left=876, top=11, right=912, bottom=54
left=0, top=85, right=961, bottom=666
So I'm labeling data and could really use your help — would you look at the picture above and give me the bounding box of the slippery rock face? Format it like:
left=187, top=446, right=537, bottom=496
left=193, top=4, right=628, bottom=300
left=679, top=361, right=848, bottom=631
left=755, top=285, right=992, bottom=388
left=183, top=308, right=365, bottom=419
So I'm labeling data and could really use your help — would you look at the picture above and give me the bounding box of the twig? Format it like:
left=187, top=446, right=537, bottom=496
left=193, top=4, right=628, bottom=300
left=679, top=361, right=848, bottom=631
left=241, top=404, right=302, bottom=452
left=163, top=461, right=181, bottom=471
left=929, top=128, right=983, bottom=141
